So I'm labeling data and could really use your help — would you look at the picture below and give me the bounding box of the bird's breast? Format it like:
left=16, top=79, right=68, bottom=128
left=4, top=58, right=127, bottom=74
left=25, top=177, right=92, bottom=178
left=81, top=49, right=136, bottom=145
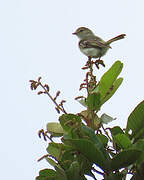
left=80, top=47, right=101, bottom=58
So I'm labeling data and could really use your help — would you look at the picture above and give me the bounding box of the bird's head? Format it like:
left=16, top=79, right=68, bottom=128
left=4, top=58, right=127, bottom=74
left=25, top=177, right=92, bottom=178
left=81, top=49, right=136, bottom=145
left=72, top=27, right=94, bottom=40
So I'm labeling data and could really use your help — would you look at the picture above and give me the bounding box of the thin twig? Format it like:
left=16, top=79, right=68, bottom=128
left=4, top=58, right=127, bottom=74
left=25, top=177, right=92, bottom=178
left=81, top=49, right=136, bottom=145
left=39, top=83, right=67, bottom=114
left=37, top=154, right=49, bottom=162
left=92, top=167, right=104, bottom=176
left=37, top=154, right=58, bottom=162
left=101, top=124, right=113, bottom=142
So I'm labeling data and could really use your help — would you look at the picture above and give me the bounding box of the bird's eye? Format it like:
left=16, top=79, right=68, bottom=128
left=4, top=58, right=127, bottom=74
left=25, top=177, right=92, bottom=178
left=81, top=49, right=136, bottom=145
left=79, top=29, right=84, bottom=32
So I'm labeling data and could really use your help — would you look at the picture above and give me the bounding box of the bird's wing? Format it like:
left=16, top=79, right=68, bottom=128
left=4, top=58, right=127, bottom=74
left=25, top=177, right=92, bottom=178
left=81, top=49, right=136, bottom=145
left=79, top=39, right=110, bottom=49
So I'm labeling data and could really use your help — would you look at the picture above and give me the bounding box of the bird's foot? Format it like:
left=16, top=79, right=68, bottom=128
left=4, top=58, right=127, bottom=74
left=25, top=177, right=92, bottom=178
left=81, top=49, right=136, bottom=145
left=82, top=58, right=105, bottom=70
left=94, top=59, right=105, bottom=69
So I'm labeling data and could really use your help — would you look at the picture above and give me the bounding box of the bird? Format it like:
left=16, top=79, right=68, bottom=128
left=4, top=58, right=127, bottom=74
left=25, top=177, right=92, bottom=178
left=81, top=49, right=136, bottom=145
left=73, top=27, right=126, bottom=61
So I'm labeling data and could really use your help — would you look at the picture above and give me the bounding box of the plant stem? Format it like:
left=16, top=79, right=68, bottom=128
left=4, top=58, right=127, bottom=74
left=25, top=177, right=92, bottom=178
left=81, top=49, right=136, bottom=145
left=101, top=124, right=113, bottom=142
left=39, top=83, right=67, bottom=114
left=92, top=167, right=104, bottom=176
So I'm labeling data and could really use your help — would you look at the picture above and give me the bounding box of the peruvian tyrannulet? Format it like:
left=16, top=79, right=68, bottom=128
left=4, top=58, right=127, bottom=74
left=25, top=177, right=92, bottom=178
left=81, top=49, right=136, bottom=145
left=73, top=27, right=126, bottom=59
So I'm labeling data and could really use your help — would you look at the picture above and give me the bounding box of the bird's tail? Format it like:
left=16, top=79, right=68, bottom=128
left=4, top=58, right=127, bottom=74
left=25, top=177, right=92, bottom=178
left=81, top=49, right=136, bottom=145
left=106, top=34, right=126, bottom=44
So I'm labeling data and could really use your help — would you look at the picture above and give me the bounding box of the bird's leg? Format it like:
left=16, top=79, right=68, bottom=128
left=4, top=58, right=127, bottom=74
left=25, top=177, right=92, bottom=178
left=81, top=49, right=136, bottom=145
left=94, top=58, right=105, bottom=69
left=82, top=56, right=92, bottom=69
left=88, top=56, right=91, bottom=61
left=86, top=56, right=92, bottom=66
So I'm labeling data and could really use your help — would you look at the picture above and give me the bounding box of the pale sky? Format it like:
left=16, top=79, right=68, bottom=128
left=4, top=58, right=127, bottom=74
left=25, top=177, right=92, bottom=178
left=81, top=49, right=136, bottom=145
left=1, top=0, right=144, bottom=179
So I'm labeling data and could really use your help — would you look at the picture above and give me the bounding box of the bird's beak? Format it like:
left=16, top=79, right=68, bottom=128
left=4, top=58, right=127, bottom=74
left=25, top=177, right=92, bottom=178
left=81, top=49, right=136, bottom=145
left=72, top=32, right=77, bottom=35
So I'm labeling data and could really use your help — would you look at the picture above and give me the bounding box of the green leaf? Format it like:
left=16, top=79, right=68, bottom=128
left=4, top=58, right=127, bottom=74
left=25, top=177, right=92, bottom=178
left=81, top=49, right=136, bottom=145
left=45, top=158, right=69, bottom=180
left=100, top=113, right=115, bottom=124
left=69, top=138, right=110, bottom=171
left=99, top=61, right=123, bottom=100
left=100, top=77, right=123, bottom=105
left=114, top=134, right=132, bottom=149
left=131, top=172, right=144, bottom=180
left=133, top=139, right=144, bottom=164
left=60, top=150, right=76, bottom=170
left=110, top=149, right=142, bottom=171
left=79, top=110, right=101, bottom=130
left=54, top=166, right=67, bottom=180
left=46, top=122, right=65, bottom=137
left=61, top=150, right=93, bottom=178
left=93, top=114, right=101, bottom=130
left=110, top=126, right=124, bottom=151
left=45, top=157, right=58, bottom=168
left=110, top=126, right=124, bottom=136
left=80, top=125, right=110, bottom=161
left=96, top=134, right=108, bottom=147
left=80, top=126, right=104, bottom=151
left=66, top=161, right=80, bottom=180
left=105, top=173, right=123, bottom=180
left=80, top=126, right=103, bottom=147
left=36, top=169, right=60, bottom=180
left=125, top=100, right=144, bottom=141
left=59, top=114, right=81, bottom=132
left=133, top=128, right=144, bottom=141
left=131, top=162, right=144, bottom=179
left=39, top=169, right=55, bottom=177
left=47, top=143, right=72, bottom=160
left=86, top=92, right=101, bottom=111
left=77, top=153, right=93, bottom=176
left=47, top=143, right=61, bottom=160
left=76, top=98, right=87, bottom=107
left=110, top=126, right=124, bottom=152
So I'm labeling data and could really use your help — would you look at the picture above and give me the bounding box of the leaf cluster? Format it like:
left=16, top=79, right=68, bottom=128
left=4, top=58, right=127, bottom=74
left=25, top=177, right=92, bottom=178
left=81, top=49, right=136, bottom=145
left=31, top=61, right=144, bottom=180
